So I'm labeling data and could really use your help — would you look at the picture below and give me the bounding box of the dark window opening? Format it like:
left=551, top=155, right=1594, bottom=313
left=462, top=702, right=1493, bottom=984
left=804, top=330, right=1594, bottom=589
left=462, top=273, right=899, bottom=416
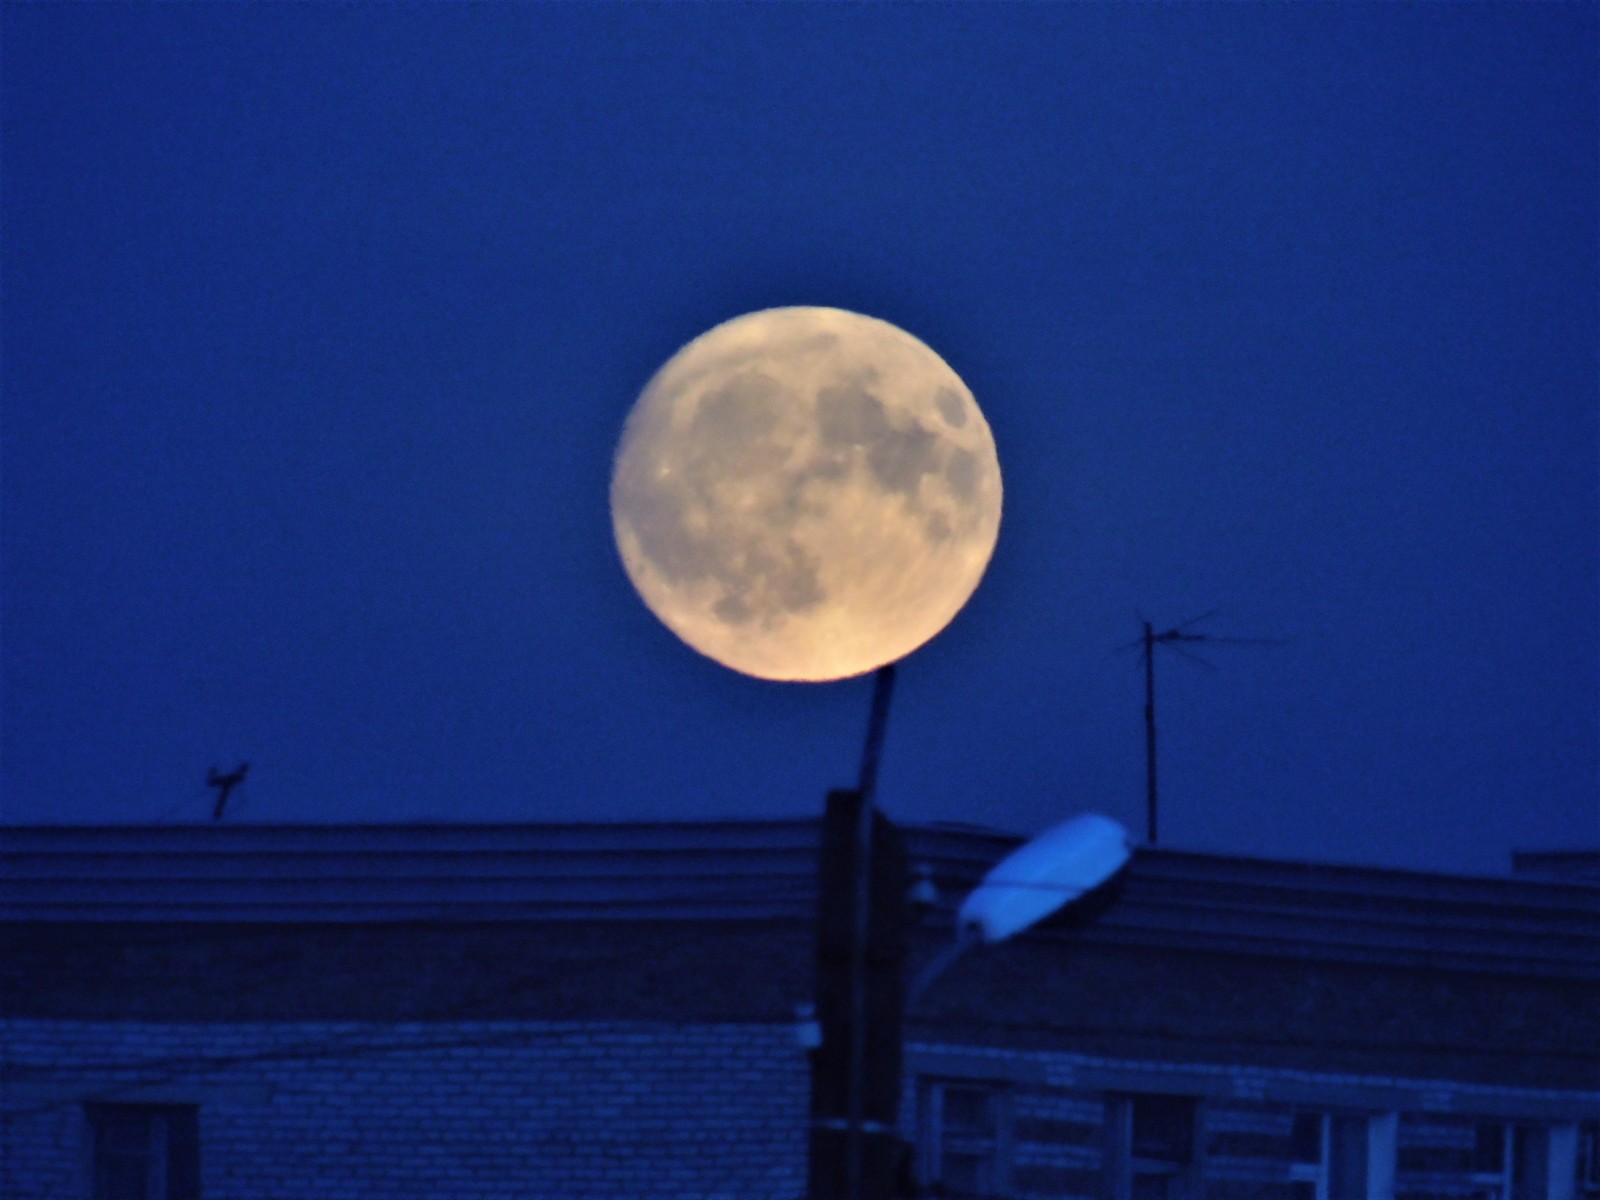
left=1109, top=1095, right=1199, bottom=1200
left=1581, top=1122, right=1600, bottom=1197
left=1288, top=1112, right=1370, bottom=1200
left=1474, top=1122, right=1507, bottom=1175
left=86, top=1104, right=199, bottom=1200
left=1327, top=1116, right=1369, bottom=1200
left=1132, top=1095, right=1195, bottom=1165
left=1291, top=1113, right=1324, bottom=1166
left=942, top=1086, right=996, bottom=1137
left=919, top=1079, right=1005, bottom=1199
left=1510, top=1126, right=1547, bottom=1200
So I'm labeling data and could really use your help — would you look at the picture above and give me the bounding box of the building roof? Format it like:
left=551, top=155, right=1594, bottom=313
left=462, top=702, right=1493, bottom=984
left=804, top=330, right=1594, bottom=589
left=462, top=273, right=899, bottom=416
left=1513, top=848, right=1600, bottom=883
left=3, top=821, right=1596, bottom=1092
left=2, top=819, right=1596, bottom=980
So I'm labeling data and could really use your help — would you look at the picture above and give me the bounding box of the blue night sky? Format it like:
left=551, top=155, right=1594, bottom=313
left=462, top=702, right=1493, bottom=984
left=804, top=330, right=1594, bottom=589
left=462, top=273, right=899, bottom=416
left=3, top=5, right=1595, bottom=875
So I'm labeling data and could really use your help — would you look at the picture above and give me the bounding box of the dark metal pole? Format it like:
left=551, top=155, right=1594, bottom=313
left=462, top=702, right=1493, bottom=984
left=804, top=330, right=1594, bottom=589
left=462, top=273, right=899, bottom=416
left=857, top=664, right=896, bottom=808
left=906, top=923, right=981, bottom=1010
left=845, top=664, right=896, bottom=1200
left=1143, top=623, right=1158, bottom=845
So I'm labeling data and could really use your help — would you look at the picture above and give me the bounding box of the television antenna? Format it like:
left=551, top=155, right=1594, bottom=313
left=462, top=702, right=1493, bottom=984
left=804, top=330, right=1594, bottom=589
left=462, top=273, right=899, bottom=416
left=206, top=762, right=249, bottom=821
left=1118, top=611, right=1283, bottom=846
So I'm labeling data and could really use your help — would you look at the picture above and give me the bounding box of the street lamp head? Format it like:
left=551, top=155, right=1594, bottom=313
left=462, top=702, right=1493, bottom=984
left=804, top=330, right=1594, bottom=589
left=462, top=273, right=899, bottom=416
left=957, top=813, right=1132, bottom=944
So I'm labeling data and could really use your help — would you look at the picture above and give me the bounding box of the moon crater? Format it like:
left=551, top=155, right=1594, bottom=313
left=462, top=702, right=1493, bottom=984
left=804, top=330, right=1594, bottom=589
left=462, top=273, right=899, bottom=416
left=612, top=307, right=1002, bottom=681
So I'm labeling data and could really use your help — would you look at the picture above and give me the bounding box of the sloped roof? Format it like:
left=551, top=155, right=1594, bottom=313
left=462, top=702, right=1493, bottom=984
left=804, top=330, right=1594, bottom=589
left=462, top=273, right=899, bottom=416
left=4, top=821, right=1597, bottom=1091
left=2, top=820, right=1596, bottom=980
left=1513, top=848, right=1600, bottom=883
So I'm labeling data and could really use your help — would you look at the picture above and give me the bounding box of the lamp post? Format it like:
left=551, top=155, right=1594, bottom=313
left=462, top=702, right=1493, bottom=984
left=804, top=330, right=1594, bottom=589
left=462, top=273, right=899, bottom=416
left=845, top=666, right=897, bottom=1199
left=809, top=801, right=1133, bottom=1200
left=809, top=668, right=906, bottom=1200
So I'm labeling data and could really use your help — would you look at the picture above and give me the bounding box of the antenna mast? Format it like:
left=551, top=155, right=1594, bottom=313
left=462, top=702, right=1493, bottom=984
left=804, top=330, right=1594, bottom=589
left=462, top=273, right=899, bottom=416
left=1143, top=621, right=1159, bottom=844
left=1124, top=613, right=1282, bottom=846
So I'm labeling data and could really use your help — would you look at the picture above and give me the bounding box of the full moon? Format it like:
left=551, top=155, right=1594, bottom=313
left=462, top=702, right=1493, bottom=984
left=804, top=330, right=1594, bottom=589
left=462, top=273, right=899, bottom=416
left=611, top=307, right=1002, bottom=682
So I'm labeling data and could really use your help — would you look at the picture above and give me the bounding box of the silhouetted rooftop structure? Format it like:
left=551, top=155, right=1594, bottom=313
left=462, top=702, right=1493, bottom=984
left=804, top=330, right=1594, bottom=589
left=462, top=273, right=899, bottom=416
left=3, top=819, right=1596, bottom=1200
left=1513, top=848, right=1600, bottom=885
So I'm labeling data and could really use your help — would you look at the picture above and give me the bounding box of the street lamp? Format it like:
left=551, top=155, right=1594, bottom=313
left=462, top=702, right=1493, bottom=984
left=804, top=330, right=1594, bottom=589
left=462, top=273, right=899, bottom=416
left=910, top=812, right=1132, bottom=1006
left=809, top=806, right=1133, bottom=1200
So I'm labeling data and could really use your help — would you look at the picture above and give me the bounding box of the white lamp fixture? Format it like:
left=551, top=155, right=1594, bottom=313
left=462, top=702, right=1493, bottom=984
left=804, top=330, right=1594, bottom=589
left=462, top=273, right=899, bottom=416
left=909, top=813, right=1132, bottom=1006
left=958, top=813, right=1132, bottom=944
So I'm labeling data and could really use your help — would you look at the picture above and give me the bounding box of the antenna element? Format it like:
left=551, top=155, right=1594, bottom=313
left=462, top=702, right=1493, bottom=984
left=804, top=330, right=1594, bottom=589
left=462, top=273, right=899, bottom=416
left=206, top=762, right=249, bottom=821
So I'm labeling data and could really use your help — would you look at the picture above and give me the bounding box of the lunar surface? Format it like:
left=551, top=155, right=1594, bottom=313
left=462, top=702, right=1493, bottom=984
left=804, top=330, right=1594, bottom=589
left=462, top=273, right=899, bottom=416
left=610, top=307, right=1002, bottom=681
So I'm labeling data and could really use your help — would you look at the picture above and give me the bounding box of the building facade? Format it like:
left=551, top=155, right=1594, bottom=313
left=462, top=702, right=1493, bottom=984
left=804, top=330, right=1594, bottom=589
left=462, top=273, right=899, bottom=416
left=2, top=820, right=1596, bottom=1199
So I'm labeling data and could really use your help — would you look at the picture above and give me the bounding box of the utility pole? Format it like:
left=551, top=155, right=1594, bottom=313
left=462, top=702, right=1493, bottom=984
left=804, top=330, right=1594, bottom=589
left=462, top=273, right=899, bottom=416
left=809, top=665, right=906, bottom=1200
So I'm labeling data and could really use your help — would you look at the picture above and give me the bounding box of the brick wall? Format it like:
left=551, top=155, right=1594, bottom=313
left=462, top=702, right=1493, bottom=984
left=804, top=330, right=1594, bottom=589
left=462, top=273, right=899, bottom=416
left=1, top=1018, right=808, bottom=1200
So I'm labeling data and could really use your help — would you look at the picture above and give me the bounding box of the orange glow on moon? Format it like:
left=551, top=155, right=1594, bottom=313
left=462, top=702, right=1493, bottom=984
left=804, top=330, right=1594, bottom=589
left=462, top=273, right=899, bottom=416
left=611, top=307, right=1002, bottom=681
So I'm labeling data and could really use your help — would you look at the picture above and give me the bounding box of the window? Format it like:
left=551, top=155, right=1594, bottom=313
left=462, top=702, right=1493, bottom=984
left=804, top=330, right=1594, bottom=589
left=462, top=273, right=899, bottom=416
left=1107, top=1094, right=1198, bottom=1200
left=1510, top=1126, right=1550, bottom=1200
left=1289, top=1113, right=1370, bottom=1200
left=919, top=1080, right=1008, bottom=1198
left=1580, top=1122, right=1600, bottom=1200
left=85, top=1104, right=199, bottom=1200
left=1470, top=1122, right=1550, bottom=1200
